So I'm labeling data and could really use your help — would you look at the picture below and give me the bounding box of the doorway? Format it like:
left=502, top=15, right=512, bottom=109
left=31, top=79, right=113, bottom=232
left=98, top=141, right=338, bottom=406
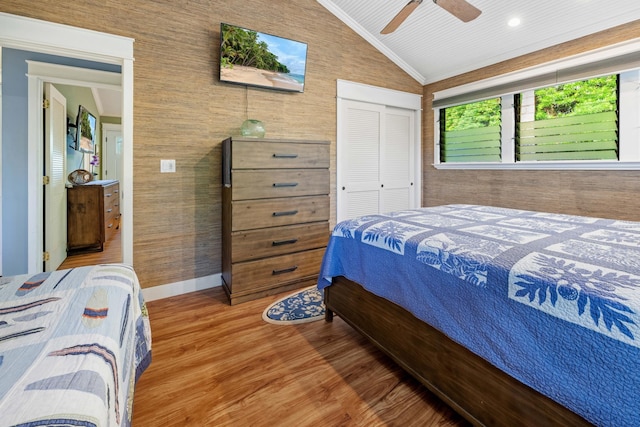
left=0, top=12, right=134, bottom=276
left=102, top=123, right=123, bottom=183
left=29, top=62, right=124, bottom=273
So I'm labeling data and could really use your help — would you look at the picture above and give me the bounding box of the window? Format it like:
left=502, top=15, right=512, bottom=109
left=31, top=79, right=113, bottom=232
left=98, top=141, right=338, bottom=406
left=516, top=75, right=618, bottom=161
left=432, top=43, right=640, bottom=170
left=440, top=98, right=501, bottom=163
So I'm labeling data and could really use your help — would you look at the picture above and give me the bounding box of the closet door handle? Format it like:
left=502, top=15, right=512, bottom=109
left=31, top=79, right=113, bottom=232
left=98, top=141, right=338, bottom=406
left=272, top=153, right=298, bottom=159
left=272, top=210, right=298, bottom=217
left=273, top=182, right=298, bottom=187
left=272, top=238, right=298, bottom=246
left=272, top=265, right=298, bottom=275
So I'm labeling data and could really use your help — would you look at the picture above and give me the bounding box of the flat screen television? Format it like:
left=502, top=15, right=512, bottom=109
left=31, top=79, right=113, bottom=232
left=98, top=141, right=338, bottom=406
left=75, top=105, right=97, bottom=153
left=219, top=23, right=307, bottom=93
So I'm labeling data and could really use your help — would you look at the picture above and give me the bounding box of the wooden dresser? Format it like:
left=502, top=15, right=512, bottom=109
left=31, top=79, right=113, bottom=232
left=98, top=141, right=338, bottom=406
left=222, top=137, right=330, bottom=305
left=67, top=180, right=120, bottom=253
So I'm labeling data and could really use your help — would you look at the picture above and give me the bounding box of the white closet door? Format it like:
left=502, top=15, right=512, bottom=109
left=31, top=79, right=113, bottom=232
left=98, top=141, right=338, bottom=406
left=381, top=107, right=414, bottom=213
left=338, top=100, right=415, bottom=222
left=338, top=100, right=385, bottom=221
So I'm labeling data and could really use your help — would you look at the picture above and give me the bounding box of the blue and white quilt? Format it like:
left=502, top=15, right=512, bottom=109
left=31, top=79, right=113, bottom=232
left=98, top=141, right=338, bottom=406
left=0, top=264, right=152, bottom=427
left=318, top=204, right=640, bottom=427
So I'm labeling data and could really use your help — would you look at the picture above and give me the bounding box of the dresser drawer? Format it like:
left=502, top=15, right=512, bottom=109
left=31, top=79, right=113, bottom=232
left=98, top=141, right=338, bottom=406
left=104, top=213, right=119, bottom=240
left=231, top=221, right=329, bottom=262
left=232, top=169, right=329, bottom=200
left=232, top=141, right=329, bottom=169
left=104, top=196, right=118, bottom=216
left=232, top=195, right=329, bottom=231
left=103, top=184, right=119, bottom=201
left=229, top=248, right=325, bottom=294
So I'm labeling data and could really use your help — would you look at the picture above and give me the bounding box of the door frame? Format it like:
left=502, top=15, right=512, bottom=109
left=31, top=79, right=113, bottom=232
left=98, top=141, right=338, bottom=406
left=0, top=12, right=134, bottom=274
left=336, top=79, right=422, bottom=221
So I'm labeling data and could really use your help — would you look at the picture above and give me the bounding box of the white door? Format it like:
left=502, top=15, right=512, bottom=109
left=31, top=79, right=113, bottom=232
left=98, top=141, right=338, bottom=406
left=381, top=107, right=414, bottom=213
left=103, top=124, right=123, bottom=183
left=43, top=83, right=67, bottom=271
left=337, top=100, right=415, bottom=222
left=338, top=100, right=384, bottom=220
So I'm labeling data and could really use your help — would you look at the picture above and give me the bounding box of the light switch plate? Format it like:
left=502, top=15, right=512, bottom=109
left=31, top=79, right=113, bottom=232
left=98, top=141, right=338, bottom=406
left=160, top=159, right=176, bottom=173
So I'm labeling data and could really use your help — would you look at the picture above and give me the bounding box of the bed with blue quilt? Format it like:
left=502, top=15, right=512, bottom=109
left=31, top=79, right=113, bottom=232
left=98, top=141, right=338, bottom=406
left=0, top=263, right=151, bottom=427
left=318, top=204, right=640, bottom=427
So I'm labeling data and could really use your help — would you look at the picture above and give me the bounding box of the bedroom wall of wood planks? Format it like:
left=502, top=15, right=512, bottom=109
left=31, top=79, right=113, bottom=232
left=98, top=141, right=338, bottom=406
left=423, top=21, right=640, bottom=221
left=0, top=1, right=421, bottom=289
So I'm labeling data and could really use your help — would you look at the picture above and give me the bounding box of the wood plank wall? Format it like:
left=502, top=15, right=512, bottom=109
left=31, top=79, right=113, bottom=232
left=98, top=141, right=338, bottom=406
left=0, top=1, right=422, bottom=289
left=423, top=20, right=640, bottom=221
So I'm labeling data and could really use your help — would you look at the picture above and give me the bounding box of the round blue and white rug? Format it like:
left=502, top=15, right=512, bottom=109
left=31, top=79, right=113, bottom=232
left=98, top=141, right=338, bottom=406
left=262, top=286, right=325, bottom=325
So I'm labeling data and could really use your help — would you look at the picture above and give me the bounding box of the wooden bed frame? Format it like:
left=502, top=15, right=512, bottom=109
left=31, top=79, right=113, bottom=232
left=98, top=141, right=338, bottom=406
left=324, top=276, right=593, bottom=427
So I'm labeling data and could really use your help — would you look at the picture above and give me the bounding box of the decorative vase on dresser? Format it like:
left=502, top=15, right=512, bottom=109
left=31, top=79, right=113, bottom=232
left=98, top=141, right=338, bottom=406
left=221, top=137, right=330, bottom=305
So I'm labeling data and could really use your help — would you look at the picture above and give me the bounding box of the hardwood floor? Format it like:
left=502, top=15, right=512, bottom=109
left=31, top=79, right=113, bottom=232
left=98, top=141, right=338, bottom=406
left=57, top=228, right=122, bottom=270
left=132, top=287, right=470, bottom=427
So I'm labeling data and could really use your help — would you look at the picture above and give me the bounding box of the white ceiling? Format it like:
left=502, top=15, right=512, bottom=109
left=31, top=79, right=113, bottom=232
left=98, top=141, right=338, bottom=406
left=92, top=87, right=122, bottom=117
left=318, top=0, right=640, bottom=84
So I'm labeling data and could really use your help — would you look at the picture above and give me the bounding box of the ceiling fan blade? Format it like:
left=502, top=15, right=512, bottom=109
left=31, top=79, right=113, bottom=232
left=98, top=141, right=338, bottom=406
left=434, top=0, right=481, bottom=22
left=381, top=0, right=423, bottom=35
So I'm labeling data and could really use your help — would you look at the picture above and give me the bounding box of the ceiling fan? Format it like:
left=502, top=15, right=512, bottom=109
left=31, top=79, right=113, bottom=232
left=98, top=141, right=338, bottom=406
left=380, top=0, right=482, bottom=34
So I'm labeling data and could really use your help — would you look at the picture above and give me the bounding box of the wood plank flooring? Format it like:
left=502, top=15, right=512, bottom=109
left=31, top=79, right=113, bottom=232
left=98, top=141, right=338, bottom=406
left=57, top=229, right=122, bottom=270
left=132, top=287, right=470, bottom=426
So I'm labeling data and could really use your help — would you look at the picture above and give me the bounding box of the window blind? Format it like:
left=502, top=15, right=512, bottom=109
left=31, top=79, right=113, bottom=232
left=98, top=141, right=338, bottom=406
left=517, top=111, right=618, bottom=161
left=441, top=125, right=502, bottom=162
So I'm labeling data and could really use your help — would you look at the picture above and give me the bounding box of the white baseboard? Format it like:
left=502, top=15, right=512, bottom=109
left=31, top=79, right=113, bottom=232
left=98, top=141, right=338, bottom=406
left=142, top=273, right=222, bottom=302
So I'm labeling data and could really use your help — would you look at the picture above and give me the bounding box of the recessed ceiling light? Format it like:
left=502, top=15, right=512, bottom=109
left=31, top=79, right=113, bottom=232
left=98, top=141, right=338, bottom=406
left=508, top=17, right=521, bottom=27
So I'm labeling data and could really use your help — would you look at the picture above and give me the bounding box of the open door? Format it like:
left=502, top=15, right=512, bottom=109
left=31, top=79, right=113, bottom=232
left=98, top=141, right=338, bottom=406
left=43, top=83, right=67, bottom=271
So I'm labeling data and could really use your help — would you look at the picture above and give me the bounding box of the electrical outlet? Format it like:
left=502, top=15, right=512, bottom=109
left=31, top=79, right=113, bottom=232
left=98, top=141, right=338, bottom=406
left=160, top=159, right=176, bottom=173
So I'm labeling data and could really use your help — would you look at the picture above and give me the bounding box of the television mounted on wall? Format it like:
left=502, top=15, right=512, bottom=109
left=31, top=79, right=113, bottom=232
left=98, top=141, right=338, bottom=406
left=75, top=105, right=96, bottom=153
left=219, top=23, right=308, bottom=93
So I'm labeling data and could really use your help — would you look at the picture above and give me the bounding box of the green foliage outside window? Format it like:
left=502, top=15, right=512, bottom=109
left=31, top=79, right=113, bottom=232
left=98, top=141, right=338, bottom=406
left=533, top=75, right=617, bottom=120
left=220, top=24, right=290, bottom=73
left=518, top=75, right=619, bottom=161
left=444, top=98, right=501, bottom=132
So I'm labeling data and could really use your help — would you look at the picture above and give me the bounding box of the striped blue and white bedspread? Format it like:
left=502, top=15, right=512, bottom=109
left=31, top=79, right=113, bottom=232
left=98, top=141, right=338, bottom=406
left=318, top=204, right=640, bottom=427
left=0, top=264, right=152, bottom=427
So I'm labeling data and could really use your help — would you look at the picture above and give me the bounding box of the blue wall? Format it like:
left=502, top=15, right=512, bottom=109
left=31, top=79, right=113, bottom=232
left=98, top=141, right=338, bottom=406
left=1, top=48, right=120, bottom=275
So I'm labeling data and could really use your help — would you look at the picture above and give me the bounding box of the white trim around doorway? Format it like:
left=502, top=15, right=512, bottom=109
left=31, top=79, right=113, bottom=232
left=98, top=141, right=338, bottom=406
left=0, top=12, right=134, bottom=274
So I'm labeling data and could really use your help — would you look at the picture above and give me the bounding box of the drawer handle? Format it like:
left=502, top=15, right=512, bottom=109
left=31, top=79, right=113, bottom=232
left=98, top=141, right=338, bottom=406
left=106, top=208, right=113, bottom=213
left=273, top=210, right=298, bottom=217
left=272, top=265, right=298, bottom=275
left=272, top=153, right=298, bottom=159
left=107, top=223, right=113, bottom=228
left=114, top=189, right=119, bottom=193
left=273, top=182, right=298, bottom=188
left=272, top=238, right=298, bottom=246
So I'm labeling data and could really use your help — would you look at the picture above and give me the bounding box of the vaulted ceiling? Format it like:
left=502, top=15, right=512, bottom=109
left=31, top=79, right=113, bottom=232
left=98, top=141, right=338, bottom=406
left=318, top=0, right=640, bottom=84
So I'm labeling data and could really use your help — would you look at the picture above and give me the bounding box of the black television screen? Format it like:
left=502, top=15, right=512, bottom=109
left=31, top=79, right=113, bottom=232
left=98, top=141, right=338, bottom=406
left=75, top=105, right=96, bottom=153
left=220, top=23, right=307, bottom=93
